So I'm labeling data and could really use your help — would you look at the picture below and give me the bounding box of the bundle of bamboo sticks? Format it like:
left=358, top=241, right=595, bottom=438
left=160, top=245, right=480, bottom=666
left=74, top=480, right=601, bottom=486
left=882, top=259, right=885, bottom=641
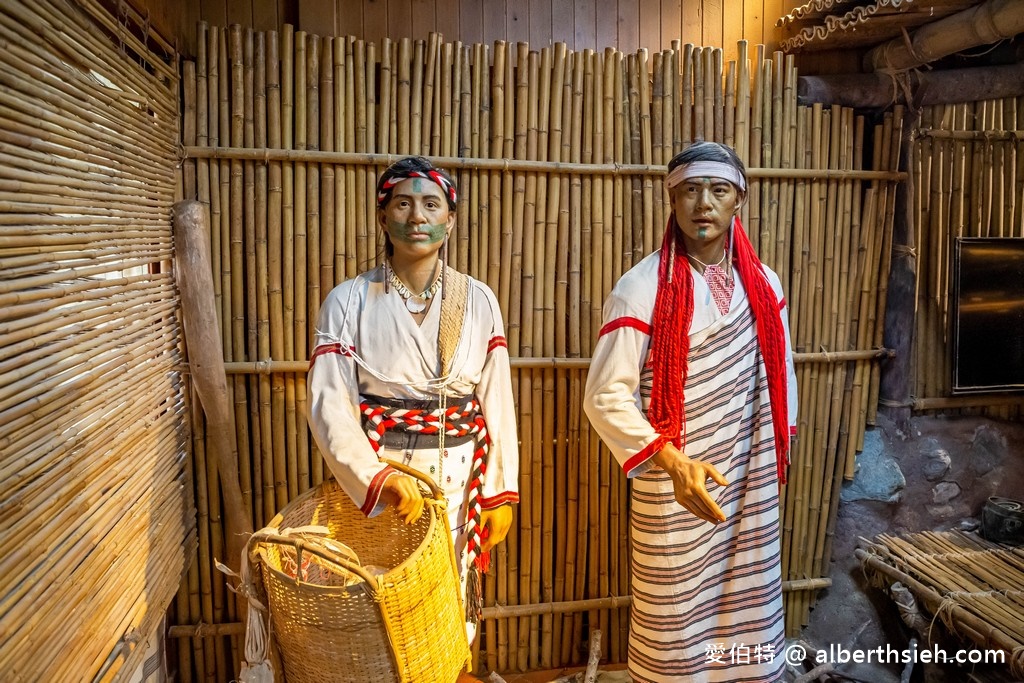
left=0, top=0, right=188, bottom=680
left=176, top=23, right=904, bottom=678
left=857, top=530, right=1024, bottom=679
left=912, top=100, right=1024, bottom=419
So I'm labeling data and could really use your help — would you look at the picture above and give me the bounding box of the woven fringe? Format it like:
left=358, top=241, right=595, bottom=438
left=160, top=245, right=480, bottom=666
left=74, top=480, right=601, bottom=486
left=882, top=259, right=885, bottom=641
left=465, top=565, right=483, bottom=626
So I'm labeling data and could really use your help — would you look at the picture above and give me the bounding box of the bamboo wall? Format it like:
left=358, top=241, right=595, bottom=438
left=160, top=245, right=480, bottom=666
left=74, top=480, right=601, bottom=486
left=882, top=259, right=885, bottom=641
left=0, top=0, right=191, bottom=681
left=173, top=22, right=904, bottom=678
left=911, top=100, right=1024, bottom=419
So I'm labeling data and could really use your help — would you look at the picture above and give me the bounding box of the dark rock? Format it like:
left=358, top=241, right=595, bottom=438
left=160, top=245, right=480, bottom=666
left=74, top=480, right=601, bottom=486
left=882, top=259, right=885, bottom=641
left=969, top=425, right=1006, bottom=477
left=932, top=481, right=961, bottom=504
left=922, top=449, right=951, bottom=481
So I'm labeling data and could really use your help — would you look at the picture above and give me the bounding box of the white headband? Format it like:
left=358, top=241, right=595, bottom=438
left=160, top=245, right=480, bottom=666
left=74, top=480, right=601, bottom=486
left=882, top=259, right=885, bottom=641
left=666, top=161, right=747, bottom=192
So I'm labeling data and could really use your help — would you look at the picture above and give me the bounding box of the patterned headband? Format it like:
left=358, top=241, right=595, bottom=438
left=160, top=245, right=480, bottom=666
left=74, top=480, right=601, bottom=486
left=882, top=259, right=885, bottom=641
left=376, top=169, right=458, bottom=209
left=666, top=160, right=747, bottom=192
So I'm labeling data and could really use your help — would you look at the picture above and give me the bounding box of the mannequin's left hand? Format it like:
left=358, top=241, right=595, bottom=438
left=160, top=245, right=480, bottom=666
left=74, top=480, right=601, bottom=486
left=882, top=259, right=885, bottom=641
left=480, top=504, right=514, bottom=552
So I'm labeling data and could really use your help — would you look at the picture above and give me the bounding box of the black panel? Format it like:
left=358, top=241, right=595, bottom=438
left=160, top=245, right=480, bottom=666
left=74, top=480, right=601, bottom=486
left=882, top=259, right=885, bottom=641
left=953, top=238, right=1024, bottom=392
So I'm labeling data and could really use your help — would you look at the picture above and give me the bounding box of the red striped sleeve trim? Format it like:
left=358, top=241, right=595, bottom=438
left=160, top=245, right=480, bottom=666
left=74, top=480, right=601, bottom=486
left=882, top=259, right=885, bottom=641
left=479, top=491, right=520, bottom=509
left=622, top=435, right=667, bottom=476
left=487, top=336, right=508, bottom=353
left=599, top=316, right=652, bottom=337
left=360, top=465, right=397, bottom=516
left=308, top=343, right=354, bottom=370
left=790, top=426, right=798, bottom=437
left=778, top=296, right=787, bottom=311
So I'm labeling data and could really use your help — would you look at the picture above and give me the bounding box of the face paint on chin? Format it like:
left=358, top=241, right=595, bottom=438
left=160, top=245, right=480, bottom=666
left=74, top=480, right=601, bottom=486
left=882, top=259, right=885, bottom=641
left=387, top=218, right=447, bottom=244
left=697, top=227, right=708, bottom=239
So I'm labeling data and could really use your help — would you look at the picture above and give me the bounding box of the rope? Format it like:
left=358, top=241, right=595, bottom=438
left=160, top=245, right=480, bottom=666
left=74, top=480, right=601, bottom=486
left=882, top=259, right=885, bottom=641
left=215, top=545, right=273, bottom=683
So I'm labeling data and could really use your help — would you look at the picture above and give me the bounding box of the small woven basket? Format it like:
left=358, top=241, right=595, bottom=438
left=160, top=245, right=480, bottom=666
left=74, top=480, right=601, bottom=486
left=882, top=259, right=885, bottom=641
left=248, top=461, right=470, bottom=682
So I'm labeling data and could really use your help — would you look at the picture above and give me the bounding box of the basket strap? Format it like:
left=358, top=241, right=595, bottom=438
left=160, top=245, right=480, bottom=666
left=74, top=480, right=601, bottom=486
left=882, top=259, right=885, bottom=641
left=438, top=266, right=468, bottom=377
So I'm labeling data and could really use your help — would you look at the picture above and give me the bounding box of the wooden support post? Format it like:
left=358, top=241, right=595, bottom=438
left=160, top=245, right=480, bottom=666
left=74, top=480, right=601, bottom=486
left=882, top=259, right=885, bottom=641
left=879, top=110, right=918, bottom=431
left=173, top=200, right=254, bottom=571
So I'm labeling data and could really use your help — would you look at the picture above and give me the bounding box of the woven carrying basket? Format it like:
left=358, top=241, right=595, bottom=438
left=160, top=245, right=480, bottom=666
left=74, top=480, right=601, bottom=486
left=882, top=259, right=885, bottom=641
left=248, top=460, right=471, bottom=683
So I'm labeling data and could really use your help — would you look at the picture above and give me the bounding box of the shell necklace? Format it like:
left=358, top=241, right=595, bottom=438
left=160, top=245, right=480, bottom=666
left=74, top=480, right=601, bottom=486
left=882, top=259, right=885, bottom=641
left=389, top=264, right=442, bottom=313
left=686, top=249, right=727, bottom=272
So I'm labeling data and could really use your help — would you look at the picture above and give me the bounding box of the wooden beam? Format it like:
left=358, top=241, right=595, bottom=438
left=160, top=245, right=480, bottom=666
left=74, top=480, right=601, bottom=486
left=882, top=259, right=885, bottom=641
left=167, top=577, right=833, bottom=637
left=915, top=394, right=1024, bottom=410
left=183, top=145, right=905, bottom=180
left=798, top=61, right=1024, bottom=108
left=211, top=348, right=894, bottom=375
left=864, top=0, right=1024, bottom=72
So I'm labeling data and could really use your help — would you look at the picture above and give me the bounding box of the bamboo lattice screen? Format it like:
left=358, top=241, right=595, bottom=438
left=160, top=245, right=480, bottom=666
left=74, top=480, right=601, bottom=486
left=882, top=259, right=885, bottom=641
left=912, top=100, right=1024, bottom=418
left=0, top=0, right=190, bottom=681
left=174, top=22, right=904, bottom=678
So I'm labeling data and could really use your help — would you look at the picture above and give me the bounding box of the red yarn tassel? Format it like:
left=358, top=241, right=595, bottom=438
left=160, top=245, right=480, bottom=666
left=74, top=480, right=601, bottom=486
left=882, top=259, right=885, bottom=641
left=731, top=218, right=791, bottom=483
left=647, top=218, right=694, bottom=450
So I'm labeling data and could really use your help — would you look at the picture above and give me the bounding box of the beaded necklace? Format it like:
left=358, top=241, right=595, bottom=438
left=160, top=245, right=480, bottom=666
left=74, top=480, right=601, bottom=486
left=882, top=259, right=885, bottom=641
left=388, top=264, right=443, bottom=313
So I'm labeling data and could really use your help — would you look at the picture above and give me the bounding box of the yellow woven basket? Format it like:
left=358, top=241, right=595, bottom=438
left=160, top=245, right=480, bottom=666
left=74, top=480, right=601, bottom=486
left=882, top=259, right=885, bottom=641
left=248, top=461, right=471, bottom=683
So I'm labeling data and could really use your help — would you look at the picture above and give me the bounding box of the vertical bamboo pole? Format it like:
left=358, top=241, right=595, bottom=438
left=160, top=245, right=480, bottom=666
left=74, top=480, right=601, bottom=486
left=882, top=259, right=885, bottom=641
left=254, top=31, right=272, bottom=528
left=292, top=31, right=308, bottom=502
left=333, top=37, right=347, bottom=281
left=670, top=40, right=682, bottom=155
left=312, top=34, right=334, bottom=382
left=184, top=61, right=197, bottom=199
left=747, top=46, right=764, bottom=252
left=192, top=41, right=212, bottom=671
left=354, top=39, right=369, bottom=269
left=651, top=51, right=665, bottom=241
left=681, top=44, right=693, bottom=148
left=267, top=30, right=285, bottom=525
left=703, top=47, right=715, bottom=143
left=241, top=29, right=260, bottom=547
left=693, top=46, right=705, bottom=144
left=490, top=41, right=507, bottom=300
left=193, top=25, right=211, bottom=679
left=215, top=32, right=232, bottom=674
left=627, top=53, right=643, bottom=264
left=456, top=45, right=471, bottom=273
left=421, top=34, right=438, bottom=155
left=228, top=23, right=253, bottom=528
left=319, top=39, right=334, bottom=340
left=410, top=39, right=424, bottom=156
left=613, top=50, right=626, bottom=281
left=344, top=37, right=358, bottom=278
left=638, top=50, right=655, bottom=252
left=281, top=26, right=297, bottom=514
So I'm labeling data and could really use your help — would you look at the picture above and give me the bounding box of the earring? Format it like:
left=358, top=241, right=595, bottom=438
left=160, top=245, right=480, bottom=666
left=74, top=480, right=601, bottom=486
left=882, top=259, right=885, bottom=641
left=667, top=233, right=676, bottom=284
left=440, top=236, right=449, bottom=299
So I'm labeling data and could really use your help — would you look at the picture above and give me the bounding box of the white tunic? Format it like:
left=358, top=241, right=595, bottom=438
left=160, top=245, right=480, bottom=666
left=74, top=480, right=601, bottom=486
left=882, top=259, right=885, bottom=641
left=584, top=251, right=798, bottom=683
left=307, top=264, right=520, bottom=545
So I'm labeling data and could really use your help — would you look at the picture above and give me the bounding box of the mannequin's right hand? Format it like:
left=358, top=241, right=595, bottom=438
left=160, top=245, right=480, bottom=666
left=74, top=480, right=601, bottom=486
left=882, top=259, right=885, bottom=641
left=653, top=442, right=729, bottom=524
left=379, top=475, right=425, bottom=524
